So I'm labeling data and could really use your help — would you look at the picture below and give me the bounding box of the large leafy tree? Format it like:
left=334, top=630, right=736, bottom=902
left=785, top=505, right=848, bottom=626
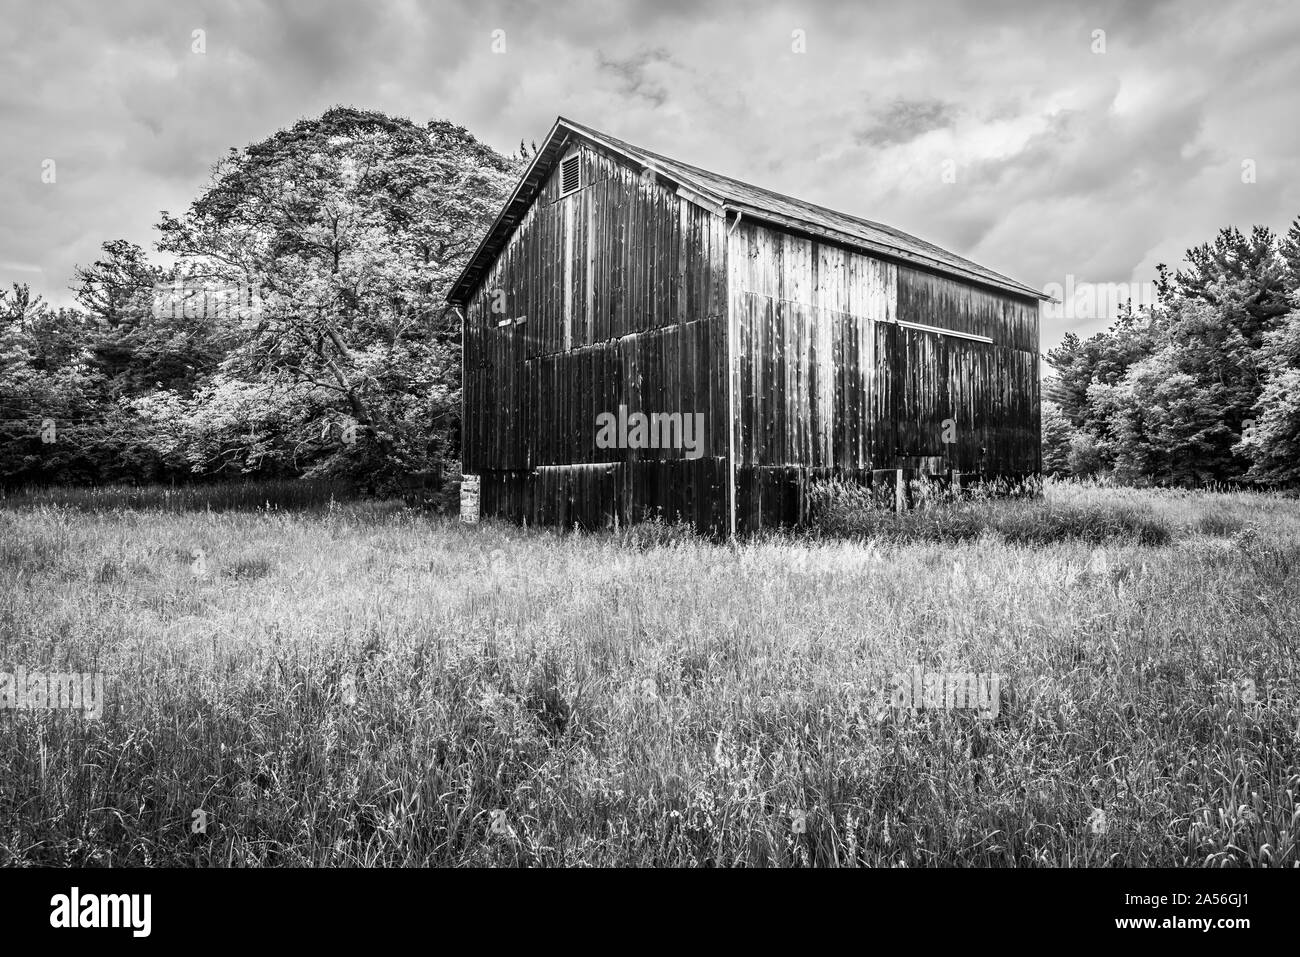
left=153, top=107, right=521, bottom=488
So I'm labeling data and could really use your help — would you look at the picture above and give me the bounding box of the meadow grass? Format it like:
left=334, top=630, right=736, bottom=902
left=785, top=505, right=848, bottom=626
left=0, top=477, right=353, bottom=513
left=1, top=481, right=1297, bottom=866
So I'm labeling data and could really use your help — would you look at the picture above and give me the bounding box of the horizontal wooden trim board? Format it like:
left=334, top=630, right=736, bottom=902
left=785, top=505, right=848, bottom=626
left=675, top=184, right=725, bottom=216
left=892, top=318, right=994, bottom=344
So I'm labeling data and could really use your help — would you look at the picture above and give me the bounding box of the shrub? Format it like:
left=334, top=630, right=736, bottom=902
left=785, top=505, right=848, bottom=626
left=1068, top=432, right=1107, bottom=477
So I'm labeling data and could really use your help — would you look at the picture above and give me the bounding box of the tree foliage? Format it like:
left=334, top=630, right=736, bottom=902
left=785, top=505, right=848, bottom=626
left=2, top=108, right=521, bottom=493
left=1045, top=216, right=1300, bottom=485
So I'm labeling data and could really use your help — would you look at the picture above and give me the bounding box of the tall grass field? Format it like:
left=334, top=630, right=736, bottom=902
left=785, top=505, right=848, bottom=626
left=1, top=481, right=1297, bottom=866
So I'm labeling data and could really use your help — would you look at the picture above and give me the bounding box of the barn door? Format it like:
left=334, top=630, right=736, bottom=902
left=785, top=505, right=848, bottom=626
left=886, top=323, right=952, bottom=461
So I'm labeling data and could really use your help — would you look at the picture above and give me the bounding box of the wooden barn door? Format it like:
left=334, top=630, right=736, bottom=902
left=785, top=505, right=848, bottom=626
left=878, top=322, right=952, bottom=463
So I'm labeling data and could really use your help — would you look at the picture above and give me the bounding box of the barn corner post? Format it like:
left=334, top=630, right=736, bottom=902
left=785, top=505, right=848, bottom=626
left=725, top=207, right=740, bottom=540
left=454, top=301, right=466, bottom=510
left=1034, top=298, right=1044, bottom=484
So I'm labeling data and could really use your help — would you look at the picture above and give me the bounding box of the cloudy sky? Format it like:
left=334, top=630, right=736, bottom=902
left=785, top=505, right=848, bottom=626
left=3, top=0, right=1298, bottom=347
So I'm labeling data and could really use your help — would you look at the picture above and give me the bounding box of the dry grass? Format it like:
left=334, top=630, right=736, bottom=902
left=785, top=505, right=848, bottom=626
left=0, top=478, right=352, bottom=513
left=1, top=481, right=1298, bottom=866
left=808, top=477, right=1176, bottom=545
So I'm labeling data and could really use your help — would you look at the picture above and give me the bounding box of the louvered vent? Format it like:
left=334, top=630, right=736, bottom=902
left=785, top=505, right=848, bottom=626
left=560, top=154, right=580, bottom=196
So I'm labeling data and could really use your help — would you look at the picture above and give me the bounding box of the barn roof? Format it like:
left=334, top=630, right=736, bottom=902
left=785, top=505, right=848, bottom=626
left=447, top=117, right=1049, bottom=305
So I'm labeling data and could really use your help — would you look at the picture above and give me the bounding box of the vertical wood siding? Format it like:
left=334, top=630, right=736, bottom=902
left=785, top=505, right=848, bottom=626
left=728, top=222, right=1040, bottom=530
left=461, top=152, right=1040, bottom=534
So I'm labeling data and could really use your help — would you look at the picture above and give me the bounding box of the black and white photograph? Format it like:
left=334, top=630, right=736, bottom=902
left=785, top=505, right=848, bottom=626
left=0, top=0, right=1294, bottom=939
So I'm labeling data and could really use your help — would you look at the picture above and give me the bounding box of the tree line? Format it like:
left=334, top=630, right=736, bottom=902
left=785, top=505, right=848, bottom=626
left=1043, top=217, right=1300, bottom=486
left=3, top=105, right=1297, bottom=493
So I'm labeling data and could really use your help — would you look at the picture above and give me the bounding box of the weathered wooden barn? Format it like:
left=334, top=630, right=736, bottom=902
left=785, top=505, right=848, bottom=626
left=448, top=117, right=1047, bottom=534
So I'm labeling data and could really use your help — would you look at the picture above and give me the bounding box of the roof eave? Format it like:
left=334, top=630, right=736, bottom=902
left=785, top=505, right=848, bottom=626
left=446, top=117, right=569, bottom=305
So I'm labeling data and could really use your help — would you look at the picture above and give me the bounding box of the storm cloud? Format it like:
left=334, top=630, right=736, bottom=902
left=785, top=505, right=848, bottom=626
left=2, top=0, right=1298, bottom=349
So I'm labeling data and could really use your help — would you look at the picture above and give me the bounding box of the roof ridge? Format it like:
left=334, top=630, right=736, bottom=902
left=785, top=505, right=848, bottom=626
left=555, top=119, right=1042, bottom=299
left=448, top=116, right=1047, bottom=303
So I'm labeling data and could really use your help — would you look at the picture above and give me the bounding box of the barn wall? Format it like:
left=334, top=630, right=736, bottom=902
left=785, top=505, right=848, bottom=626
left=889, top=265, right=1040, bottom=475
left=728, top=221, right=1040, bottom=529
left=461, top=142, right=730, bottom=530
left=728, top=219, right=894, bottom=472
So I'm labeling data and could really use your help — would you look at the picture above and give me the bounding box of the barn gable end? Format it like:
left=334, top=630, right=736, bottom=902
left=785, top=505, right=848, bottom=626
left=458, top=134, right=732, bottom=531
